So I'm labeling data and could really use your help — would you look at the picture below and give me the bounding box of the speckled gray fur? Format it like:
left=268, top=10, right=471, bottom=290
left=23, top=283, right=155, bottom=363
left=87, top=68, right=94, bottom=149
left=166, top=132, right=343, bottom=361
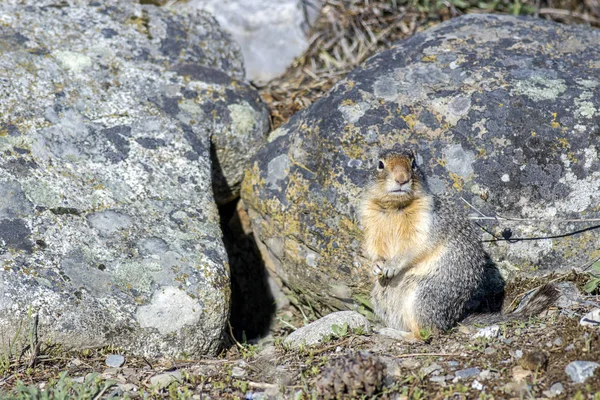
left=243, top=14, right=600, bottom=313
left=0, top=0, right=268, bottom=357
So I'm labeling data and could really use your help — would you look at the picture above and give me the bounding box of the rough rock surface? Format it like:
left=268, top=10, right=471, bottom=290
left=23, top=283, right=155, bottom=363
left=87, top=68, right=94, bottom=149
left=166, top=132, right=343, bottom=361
left=178, top=0, right=321, bottom=84
left=242, top=14, right=600, bottom=312
left=0, top=0, right=267, bottom=357
left=565, top=361, right=600, bottom=383
left=284, top=311, right=371, bottom=348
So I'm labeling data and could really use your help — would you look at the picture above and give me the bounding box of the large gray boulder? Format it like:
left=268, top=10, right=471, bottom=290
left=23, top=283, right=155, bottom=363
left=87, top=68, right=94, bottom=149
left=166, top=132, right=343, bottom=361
left=0, top=0, right=266, bottom=357
left=242, top=14, right=600, bottom=312
left=178, top=0, right=322, bottom=84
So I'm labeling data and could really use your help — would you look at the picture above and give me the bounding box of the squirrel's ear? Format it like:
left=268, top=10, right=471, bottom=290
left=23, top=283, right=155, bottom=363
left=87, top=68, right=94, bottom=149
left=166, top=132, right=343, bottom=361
left=410, top=148, right=417, bottom=159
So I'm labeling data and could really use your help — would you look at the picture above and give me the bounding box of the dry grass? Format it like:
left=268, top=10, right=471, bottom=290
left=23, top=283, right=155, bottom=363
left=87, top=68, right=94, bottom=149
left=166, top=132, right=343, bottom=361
left=259, top=0, right=600, bottom=129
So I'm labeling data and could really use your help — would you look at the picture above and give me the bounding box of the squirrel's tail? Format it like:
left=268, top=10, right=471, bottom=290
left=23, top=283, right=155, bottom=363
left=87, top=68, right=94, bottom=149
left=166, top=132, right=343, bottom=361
left=462, top=283, right=559, bottom=326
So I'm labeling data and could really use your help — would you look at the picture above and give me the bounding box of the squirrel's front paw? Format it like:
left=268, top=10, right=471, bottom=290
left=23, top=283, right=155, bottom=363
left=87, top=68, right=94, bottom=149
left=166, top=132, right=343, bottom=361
left=372, top=261, right=384, bottom=277
left=373, top=260, right=399, bottom=279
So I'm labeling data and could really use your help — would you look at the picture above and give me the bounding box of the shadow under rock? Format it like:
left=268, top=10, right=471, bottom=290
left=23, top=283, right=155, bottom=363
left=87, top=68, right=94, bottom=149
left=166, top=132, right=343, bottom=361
left=218, top=199, right=276, bottom=342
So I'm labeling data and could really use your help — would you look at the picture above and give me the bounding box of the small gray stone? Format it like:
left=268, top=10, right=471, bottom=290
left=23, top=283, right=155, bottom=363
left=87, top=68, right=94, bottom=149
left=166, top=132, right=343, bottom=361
left=105, top=354, right=125, bottom=368
left=102, top=368, right=119, bottom=377
left=231, top=366, right=246, bottom=378
left=565, top=361, right=600, bottom=383
left=454, top=367, right=481, bottom=380
left=446, top=361, right=459, bottom=368
left=555, top=282, right=586, bottom=309
left=580, top=308, right=600, bottom=327
left=68, top=358, right=83, bottom=368
left=284, top=311, right=370, bottom=348
left=471, top=380, right=484, bottom=390
left=420, top=363, right=443, bottom=376
left=150, top=371, right=182, bottom=389
left=514, top=349, right=523, bottom=359
left=429, top=375, right=446, bottom=383
left=472, top=325, right=500, bottom=340
left=479, top=370, right=497, bottom=381
left=542, top=382, right=564, bottom=398
left=117, top=383, right=138, bottom=393
left=553, top=337, right=563, bottom=346
left=565, top=344, right=576, bottom=351
left=376, top=327, right=413, bottom=341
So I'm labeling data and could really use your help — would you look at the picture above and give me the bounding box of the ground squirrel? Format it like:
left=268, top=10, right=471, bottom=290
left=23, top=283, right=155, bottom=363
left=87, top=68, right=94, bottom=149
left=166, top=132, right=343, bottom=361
left=360, top=145, right=557, bottom=337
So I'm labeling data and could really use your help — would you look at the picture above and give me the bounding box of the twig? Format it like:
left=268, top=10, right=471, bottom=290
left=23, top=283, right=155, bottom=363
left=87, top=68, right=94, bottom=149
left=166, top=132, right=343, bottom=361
left=278, top=317, right=298, bottom=331
left=228, top=321, right=244, bottom=350
left=460, top=197, right=487, bottom=218
left=247, top=381, right=277, bottom=390
left=142, top=356, right=155, bottom=371
left=539, top=7, right=600, bottom=24
left=93, top=383, right=115, bottom=400
left=393, top=353, right=461, bottom=358
left=310, top=337, right=352, bottom=355
left=173, top=358, right=232, bottom=364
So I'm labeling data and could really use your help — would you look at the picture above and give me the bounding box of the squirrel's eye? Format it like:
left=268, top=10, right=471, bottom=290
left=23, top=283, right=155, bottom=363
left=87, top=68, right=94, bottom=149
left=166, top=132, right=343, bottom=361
left=377, top=160, right=385, bottom=170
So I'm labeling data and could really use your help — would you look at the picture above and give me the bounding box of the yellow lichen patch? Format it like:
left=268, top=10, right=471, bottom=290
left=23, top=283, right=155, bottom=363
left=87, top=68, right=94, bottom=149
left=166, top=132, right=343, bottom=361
left=341, top=137, right=367, bottom=159
left=422, top=55, right=437, bottom=62
left=401, top=114, right=417, bottom=129
left=557, top=138, right=569, bottom=149
left=341, top=99, right=355, bottom=106
left=551, top=112, right=561, bottom=129
left=531, top=131, right=536, bottom=137
left=567, top=152, right=578, bottom=163
left=126, top=15, right=150, bottom=37
left=449, top=172, right=464, bottom=191
left=241, top=163, right=266, bottom=206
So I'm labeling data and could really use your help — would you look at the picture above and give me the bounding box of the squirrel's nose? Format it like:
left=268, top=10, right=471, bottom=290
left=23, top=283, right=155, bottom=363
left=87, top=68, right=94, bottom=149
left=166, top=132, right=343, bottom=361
left=395, top=177, right=409, bottom=186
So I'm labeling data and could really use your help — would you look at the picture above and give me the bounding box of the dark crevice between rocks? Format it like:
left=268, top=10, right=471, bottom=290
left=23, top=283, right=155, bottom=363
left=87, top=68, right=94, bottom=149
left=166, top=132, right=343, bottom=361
left=211, top=142, right=276, bottom=344
left=209, top=141, right=234, bottom=206
left=218, top=198, right=276, bottom=344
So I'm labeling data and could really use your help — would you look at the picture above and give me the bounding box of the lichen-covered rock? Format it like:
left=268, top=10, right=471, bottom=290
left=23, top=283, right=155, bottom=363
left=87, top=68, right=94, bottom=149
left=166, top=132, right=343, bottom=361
left=0, top=0, right=267, bottom=357
left=284, top=311, right=371, bottom=348
left=242, top=14, right=600, bottom=312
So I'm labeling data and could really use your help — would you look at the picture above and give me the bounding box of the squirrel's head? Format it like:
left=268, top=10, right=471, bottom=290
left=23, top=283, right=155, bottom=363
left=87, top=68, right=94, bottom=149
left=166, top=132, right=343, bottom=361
left=370, top=145, right=426, bottom=206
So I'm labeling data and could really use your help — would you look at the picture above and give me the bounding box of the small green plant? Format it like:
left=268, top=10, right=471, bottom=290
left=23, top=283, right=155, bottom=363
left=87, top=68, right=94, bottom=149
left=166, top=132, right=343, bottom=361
left=331, top=322, right=349, bottom=338
left=3, top=372, right=115, bottom=400
left=418, top=327, right=432, bottom=341
left=584, top=260, right=600, bottom=294
left=240, top=343, right=259, bottom=360
left=352, top=325, right=367, bottom=335
left=573, top=391, right=586, bottom=400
